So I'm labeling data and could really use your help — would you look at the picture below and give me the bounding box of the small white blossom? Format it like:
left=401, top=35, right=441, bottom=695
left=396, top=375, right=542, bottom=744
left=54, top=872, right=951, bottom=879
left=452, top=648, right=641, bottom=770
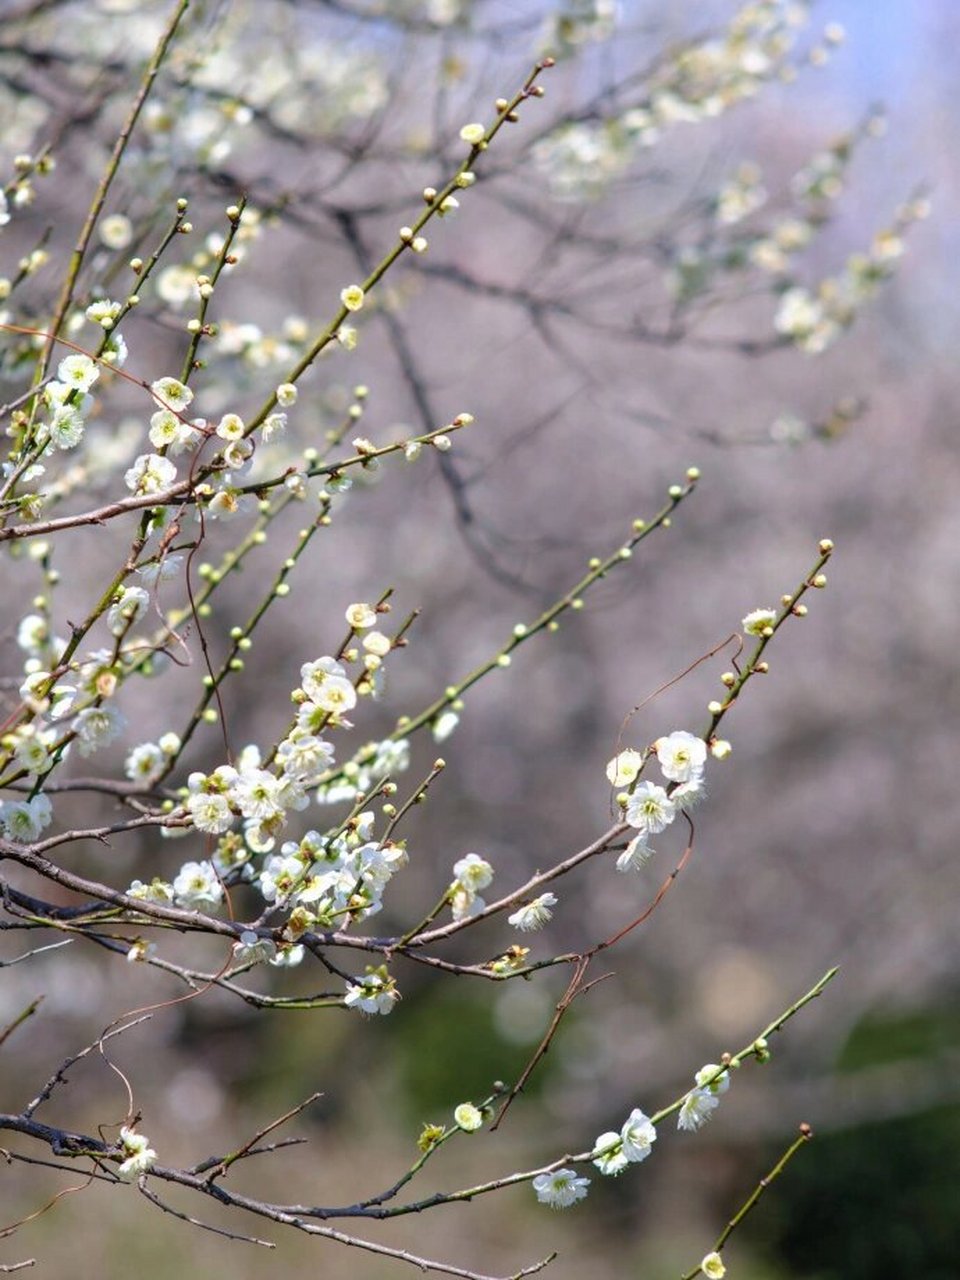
left=150, top=376, right=193, bottom=411
left=216, top=412, right=245, bottom=440
left=99, top=213, right=133, bottom=249
left=124, top=452, right=176, bottom=495
left=591, top=1132, right=629, bottom=1176
left=276, top=382, right=297, bottom=406
left=345, top=602, right=377, bottom=630
left=107, top=585, right=149, bottom=635
left=344, top=971, right=398, bottom=1015
left=454, top=1102, right=483, bottom=1132
left=173, top=860, right=223, bottom=910
left=233, top=930, right=277, bottom=966
left=126, top=742, right=167, bottom=778
left=17, top=613, right=49, bottom=654
left=677, top=1068, right=728, bottom=1134
left=701, top=1252, right=726, bottom=1278
left=432, top=710, right=459, bottom=742
left=508, top=893, right=557, bottom=932
left=678, top=1088, right=718, bottom=1132
left=616, top=835, right=653, bottom=873
left=186, top=791, right=234, bottom=835
left=625, top=782, right=676, bottom=835
left=362, top=631, right=391, bottom=657
left=742, top=607, right=777, bottom=635
left=655, top=731, right=707, bottom=783
left=606, top=748, right=644, bottom=787
left=127, top=877, right=174, bottom=905
left=117, top=1126, right=156, bottom=1180
left=0, top=793, right=53, bottom=843
left=157, top=264, right=196, bottom=307
left=620, top=1108, right=657, bottom=1162
left=532, top=1168, right=590, bottom=1208
left=459, top=122, right=486, bottom=144
left=261, top=411, right=287, bottom=442
left=73, top=704, right=125, bottom=756
left=453, top=853, right=493, bottom=892
left=57, top=353, right=99, bottom=392
left=48, top=404, right=86, bottom=449
left=340, top=284, right=365, bottom=312
left=85, top=298, right=121, bottom=328
left=137, top=553, right=183, bottom=589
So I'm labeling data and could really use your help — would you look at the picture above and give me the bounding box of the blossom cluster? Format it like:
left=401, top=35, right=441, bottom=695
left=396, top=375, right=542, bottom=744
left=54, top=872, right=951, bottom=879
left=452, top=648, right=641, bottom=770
left=533, top=1, right=822, bottom=199
left=607, top=729, right=710, bottom=871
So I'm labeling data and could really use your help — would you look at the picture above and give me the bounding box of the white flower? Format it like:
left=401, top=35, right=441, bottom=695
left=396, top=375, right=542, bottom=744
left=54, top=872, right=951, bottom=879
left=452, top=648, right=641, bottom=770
left=137, top=553, right=183, bottom=589
left=215, top=412, right=245, bottom=441
left=624, top=782, right=676, bottom=835
left=258, top=854, right=304, bottom=902
left=125, top=939, right=156, bottom=962
left=173, top=860, right=223, bottom=910
left=695, top=1063, right=731, bottom=1096
left=270, top=943, right=305, bottom=968
left=276, top=382, right=297, bottom=407
left=148, top=409, right=196, bottom=452
left=701, top=1252, right=726, bottom=1278
left=73, top=704, right=125, bottom=756
left=591, top=1132, right=629, bottom=1176
left=432, top=710, right=459, bottom=742
left=48, top=404, right=86, bottom=449
left=233, top=767, right=284, bottom=822
left=676, top=1065, right=730, bottom=1136
left=655, top=731, right=707, bottom=783
left=775, top=287, right=822, bottom=338
left=126, top=742, right=167, bottom=778
left=127, top=877, right=174, bottom=905
left=345, top=602, right=377, bottom=630
left=17, top=613, right=49, bottom=653
left=606, top=748, right=644, bottom=787
left=156, top=264, right=196, bottom=307
left=107, top=585, right=149, bottom=635
left=99, top=213, right=133, bottom=249
left=742, top=607, right=777, bottom=635
left=450, top=884, right=484, bottom=921
left=619, top=1108, right=656, bottom=1162
left=85, top=298, right=121, bottom=328
left=453, top=853, right=494, bottom=892
left=340, top=284, right=365, bottom=312
left=124, top=453, right=176, bottom=495
left=592, top=1108, right=656, bottom=1174
left=362, top=630, right=391, bottom=657
left=0, top=793, right=53, bottom=843
left=105, top=332, right=128, bottom=371
left=57, top=353, right=99, bottom=392
left=233, top=930, right=277, bottom=966
left=459, top=122, right=486, bottom=144
left=532, top=1168, right=590, bottom=1208
left=344, top=971, right=398, bottom=1015
left=276, top=732, right=335, bottom=784
left=186, top=791, right=234, bottom=835
left=616, top=835, right=653, bottom=873
left=508, top=892, right=557, bottom=932
left=150, top=376, right=193, bottom=411
left=672, top=776, right=706, bottom=809
left=117, top=1126, right=156, bottom=1180
left=454, top=1102, right=483, bottom=1132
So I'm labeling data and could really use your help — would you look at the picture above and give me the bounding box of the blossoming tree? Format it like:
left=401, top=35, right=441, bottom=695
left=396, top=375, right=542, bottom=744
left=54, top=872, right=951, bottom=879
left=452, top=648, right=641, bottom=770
left=0, top=2, right=924, bottom=1276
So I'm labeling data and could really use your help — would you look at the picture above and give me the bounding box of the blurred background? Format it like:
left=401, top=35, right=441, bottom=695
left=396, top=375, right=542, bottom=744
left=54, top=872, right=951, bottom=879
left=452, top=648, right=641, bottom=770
left=1, top=1, right=957, bottom=1276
